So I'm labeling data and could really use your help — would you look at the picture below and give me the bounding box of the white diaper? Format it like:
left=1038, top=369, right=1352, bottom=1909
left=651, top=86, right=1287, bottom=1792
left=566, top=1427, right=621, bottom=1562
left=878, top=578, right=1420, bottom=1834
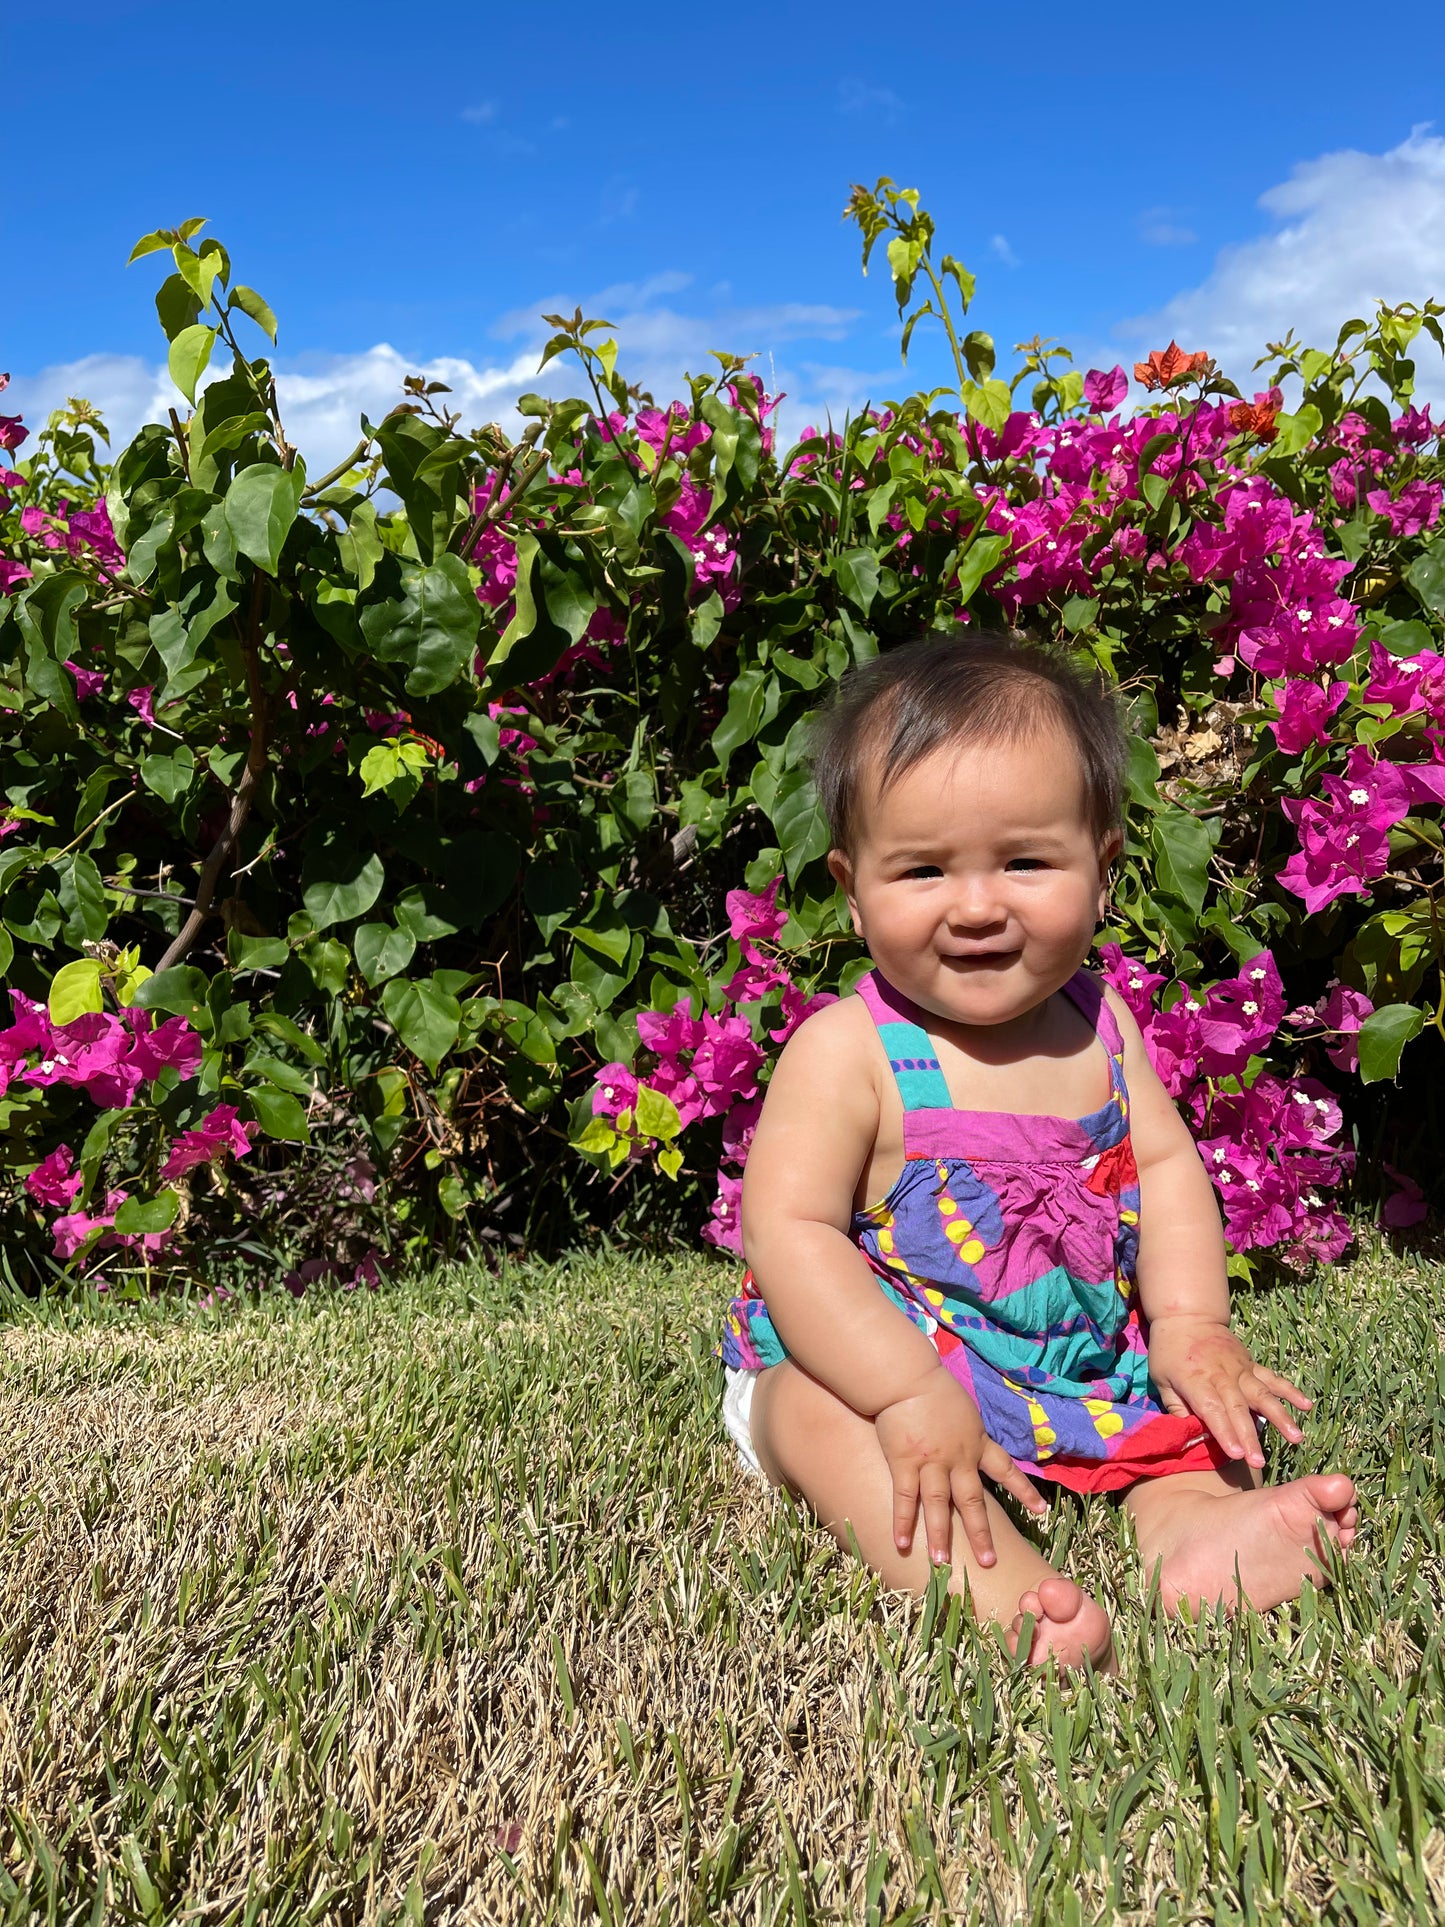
left=722, top=1366, right=766, bottom=1481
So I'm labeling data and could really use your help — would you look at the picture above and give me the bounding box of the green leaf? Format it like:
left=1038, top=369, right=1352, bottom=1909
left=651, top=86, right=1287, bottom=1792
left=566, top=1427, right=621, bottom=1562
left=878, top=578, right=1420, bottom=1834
left=1405, top=540, right=1445, bottom=619
left=1269, top=404, right=1322, bottom=457
left=634, top=1084, right=682, bottom=1141
left=168, top=324, right=216, bottom=405
left=711, top=667, right=766, bottom=772
left=831, top=548, right=880, bottom=615
left=229, top=933, right=289, bottom=972
left=955, top=532, right=1007, bottom=606
left=224, top=462, right=306, bottom=575
left=381, top=977, right=462, bottom=1074
left=112, top=1190, right=180, bottom=1236
left=1357, top=1003, right=1425, bottom=1085
left=229, top=284, right=279, bottom=343
left=154, top=271, right=203, bottom=343
left=301, top=938, right=350, bottom=995
left=246, top=1085, right=311, bottom=1142
left=961, top=378, right=1012, bottom=433
left=59, top=853, right=109, bottom=944
left=0, top=926, right=13, bottom=978
left=302, top=834, right=385, bottom=931
left=49, top=957, right=105, bottom=1025
left=354, top=922, right=416, bottom=987
left=133, top=965, right=211, bottom=1024
left=128, top=229, right=174, bottom=263
left=483, top=534, right=590, bottom=696
left=767, top=768, right=831, bottom=883
left=359, top=554, right=482, bottom=697
left=1151, top=809, right=1213, bottom=914
left=658, top=1145, right=683, bottom=1180
left=573, top=1117, right=617, bottom=1156
left=140, top=746, right=196, bottom=804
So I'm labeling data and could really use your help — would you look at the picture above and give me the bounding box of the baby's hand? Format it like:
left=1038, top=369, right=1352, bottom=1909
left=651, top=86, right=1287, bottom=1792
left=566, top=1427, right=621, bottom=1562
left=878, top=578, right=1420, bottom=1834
left=1148, top=1314, right=1312, bottom=1470
left=874, top=1368, right=1047, bottom=1569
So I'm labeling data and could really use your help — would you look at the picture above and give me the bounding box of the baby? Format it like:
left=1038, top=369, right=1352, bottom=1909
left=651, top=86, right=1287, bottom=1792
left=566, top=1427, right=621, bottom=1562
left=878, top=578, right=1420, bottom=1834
left=720, top=634, right=1357, bottom=1669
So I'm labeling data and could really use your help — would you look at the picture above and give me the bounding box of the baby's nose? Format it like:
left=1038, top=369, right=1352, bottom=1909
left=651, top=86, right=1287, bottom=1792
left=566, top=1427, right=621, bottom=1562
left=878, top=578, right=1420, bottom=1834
left=949, top=878, right=1005, bottom=926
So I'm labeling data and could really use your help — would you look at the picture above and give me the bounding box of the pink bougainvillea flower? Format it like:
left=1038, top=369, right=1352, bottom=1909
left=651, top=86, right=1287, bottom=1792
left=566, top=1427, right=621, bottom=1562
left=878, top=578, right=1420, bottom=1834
left=1095, top=944, right=1168, bottom=1025
left=127, top=685, right=158, bottom=727
left=726, top=874, right=786, bottom=945
left=1380, top=1162, right=1427, bottom=1228
left=128, top=1013, right=203, bottom=1084
left=0, top=556, right=33, bottom=594
left=690, top=1012, right=765, bottom=1107
left=636, top=1002, right=705, bottom=1060
left=591, top=1062, right=639, bottom=1119
left=65, top=661, right=106, bottom=701
left=701, top=1170, right=745, bottom=1256
left=1315, top=980, right=1373, bottom=1073
left=724, top=944, right=791, bottom=1005
left=1195, top=953, right=1285, bottom=1075
left=0, top=413, right=28, bottom=452
left=1365, top=480, right=1443, bottom=539
left=160, top=1104, right=258, bottom=1181
left=768, top=982, right=837, bottom=1044
left=721, top=1094, right=761, bottom=1166
left=1083, top=366, right=1128, bottom=413
left=1269, top=678, right=1348, bottom=753
left=24, top=1144, right=83, bottom=1210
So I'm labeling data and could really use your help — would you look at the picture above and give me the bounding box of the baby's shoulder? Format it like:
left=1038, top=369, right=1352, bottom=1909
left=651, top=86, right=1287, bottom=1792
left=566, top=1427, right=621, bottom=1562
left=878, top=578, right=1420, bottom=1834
left=771, top=987, right=882, bottom=1089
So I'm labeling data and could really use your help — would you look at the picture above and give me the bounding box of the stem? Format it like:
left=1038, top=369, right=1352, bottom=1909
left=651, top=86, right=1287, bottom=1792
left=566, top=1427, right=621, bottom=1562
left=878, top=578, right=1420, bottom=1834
left=154, top=573, right=269, bottom=972
left=301, top=440, right=370, bottom=500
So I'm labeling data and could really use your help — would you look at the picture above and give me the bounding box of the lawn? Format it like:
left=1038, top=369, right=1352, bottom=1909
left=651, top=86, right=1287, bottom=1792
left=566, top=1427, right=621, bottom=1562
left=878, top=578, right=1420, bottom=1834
left=0, top=1234, right=1440, bottom=1924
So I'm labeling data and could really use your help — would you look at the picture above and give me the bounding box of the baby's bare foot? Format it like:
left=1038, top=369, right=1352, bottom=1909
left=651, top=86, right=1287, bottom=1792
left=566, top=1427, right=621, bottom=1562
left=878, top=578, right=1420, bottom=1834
left=1155, top=1474, right=1357, bottom=1615
left=1007, top=1574, right=1115, bottom=1672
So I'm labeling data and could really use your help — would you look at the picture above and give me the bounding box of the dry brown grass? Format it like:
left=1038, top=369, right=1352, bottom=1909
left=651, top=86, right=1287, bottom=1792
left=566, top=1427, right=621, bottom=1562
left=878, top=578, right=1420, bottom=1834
left=0, top=1239, right=1440, bottom=1923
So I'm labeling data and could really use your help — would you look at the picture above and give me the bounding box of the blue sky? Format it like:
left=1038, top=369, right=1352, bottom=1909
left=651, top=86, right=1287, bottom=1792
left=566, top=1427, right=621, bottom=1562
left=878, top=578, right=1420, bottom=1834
left=9, top=0, right=1445, bottom=463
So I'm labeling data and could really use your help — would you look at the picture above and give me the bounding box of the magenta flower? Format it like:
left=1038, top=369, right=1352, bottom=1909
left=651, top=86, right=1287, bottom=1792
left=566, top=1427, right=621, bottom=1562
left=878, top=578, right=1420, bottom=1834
left=726, top=874, right=786, bottom=944
left=0, top=556, right=33, bottom=594
left=1096, top=944, right=1167, bottom=1024
left=1380, top=1162, right=1427, bottom=1229
left=721, top=1095, right=761, bottom=1165
left=1363, top=641, right=1445, bottom=717
left=127, top=685, right=158, bottom=727
left=1269, top=679, right=1347, bottom=753
left=25, top=1144, right=83, bottom=1210
left=1083, top=367, right=1128, bottom=413
left=690, top=1012, right=765, bottom=1108
left=1315, top=981, right=1373, bottom=1073
left=724, top=945, right=791, bottom=1004
left=591, top=1062, right=639, bottom=1119
left=1366, top=480, right=1443, bottom=539
left=160, top=1104, right=259, bottom=1181
left=767, top=983, right=837, bottom=1043
left=637, top=1002, right=705, bottom=1060
left=129, top=1014, right=203, bottom=1084
left=1196, top=954, right=1285, bottom=1076
left=701, top=1170, right=745, bottom=1256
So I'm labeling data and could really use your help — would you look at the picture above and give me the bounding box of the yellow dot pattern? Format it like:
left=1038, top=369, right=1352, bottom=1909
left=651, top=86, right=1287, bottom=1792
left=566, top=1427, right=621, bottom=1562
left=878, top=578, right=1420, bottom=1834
left=1003, top=1374, right=1057, bottom=1459
left=934, top=1161, right=987, bottom=1266
left=1082, top=1395, right=1124, bottom=1441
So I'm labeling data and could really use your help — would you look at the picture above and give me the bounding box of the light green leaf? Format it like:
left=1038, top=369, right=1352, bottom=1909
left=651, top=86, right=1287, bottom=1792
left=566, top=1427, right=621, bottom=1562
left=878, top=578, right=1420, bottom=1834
left=1151, top=809, right=1213, bottom=914
left=1269, top=404, right=1322, bottom=457
left=168, top=324, right=216, bottom=404
left=224, top=462, right=306, bottom=575
left=634, top=1084, right=682, bottom=1141
left=830, top=548, right=880, bottom=615
left=229, top=284, right=279, bottom=343
left=49, top=957, right=105, bottom=1025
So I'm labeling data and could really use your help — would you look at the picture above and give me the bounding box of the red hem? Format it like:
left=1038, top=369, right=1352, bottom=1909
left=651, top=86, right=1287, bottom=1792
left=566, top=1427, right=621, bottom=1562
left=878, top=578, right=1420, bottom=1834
left=1025, top=1415, right=1235, bottom=1495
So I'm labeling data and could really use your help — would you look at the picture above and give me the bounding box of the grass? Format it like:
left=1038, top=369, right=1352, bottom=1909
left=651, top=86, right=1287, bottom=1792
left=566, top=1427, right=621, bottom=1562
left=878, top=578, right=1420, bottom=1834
left=0, top=1234, right=1440, bottom=1924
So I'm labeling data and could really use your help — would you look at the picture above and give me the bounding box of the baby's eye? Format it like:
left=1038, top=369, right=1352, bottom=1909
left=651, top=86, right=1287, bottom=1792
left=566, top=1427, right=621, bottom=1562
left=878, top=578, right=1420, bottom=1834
left=904, top=865, right=943, bottom=879
left=1005, top=857, right=1047, bottom=871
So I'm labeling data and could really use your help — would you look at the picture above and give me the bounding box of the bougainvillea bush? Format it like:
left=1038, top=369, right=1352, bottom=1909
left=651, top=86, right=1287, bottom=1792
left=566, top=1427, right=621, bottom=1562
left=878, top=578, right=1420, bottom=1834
left=1, top=184, right=1442, bottom=1293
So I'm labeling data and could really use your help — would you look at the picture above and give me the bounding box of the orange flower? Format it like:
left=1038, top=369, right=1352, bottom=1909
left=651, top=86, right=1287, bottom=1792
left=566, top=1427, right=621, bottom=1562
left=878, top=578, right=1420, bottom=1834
left=1133, top=341, right=1211, bottom=391
left=1228, top=395, right=1281, bottom=442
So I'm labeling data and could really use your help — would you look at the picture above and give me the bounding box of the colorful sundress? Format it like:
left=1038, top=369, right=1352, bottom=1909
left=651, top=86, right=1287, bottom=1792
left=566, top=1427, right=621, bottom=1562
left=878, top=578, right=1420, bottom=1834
left=720, top=966, right=1232, bottom=1494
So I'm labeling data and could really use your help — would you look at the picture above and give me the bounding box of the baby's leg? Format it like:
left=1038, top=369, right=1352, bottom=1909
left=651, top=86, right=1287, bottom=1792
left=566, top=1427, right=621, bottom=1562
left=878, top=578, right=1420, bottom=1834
left=1125, top=1462, right=1358, bottom=1616
left=750, top=1359, right=1113, bottom=1670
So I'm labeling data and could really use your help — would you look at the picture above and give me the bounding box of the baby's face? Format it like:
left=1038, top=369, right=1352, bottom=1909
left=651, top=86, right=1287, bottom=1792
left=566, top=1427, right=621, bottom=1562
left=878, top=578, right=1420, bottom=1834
left=828, top=725, right=1116, bottom=1039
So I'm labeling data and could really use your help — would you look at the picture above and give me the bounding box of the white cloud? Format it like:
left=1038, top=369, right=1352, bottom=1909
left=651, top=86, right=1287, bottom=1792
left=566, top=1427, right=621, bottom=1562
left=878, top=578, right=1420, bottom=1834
left=4, top=282, right=867, bottom=473
left=1138, top=207, right=1198, bottom=247
left=1123, top=129, right=1445, bottom=402
left=837, top=79, right=905, bottom=122
left=990, top=234, right=1020, bottom=269
left=460, top=101, right=496, bottom=124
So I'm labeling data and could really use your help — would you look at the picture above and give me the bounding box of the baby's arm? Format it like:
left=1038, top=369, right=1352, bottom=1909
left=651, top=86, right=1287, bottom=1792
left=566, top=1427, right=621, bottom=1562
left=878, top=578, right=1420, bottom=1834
left=741, top=1003, right=1044, bottom=1564
left=1102, top=983, right=1313, bottom=1468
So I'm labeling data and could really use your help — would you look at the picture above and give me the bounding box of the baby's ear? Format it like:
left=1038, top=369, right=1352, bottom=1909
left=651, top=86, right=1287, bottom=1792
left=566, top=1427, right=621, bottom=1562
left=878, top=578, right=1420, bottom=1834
left=826, top=848, right=865, bottom=937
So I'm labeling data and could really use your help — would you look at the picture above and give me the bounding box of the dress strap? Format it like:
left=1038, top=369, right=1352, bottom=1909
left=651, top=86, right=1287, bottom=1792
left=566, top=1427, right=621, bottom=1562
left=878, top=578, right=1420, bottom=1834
left=1060, top=969, right=1124, bottom=1055
left=853, top=971, right=954, bottom=1111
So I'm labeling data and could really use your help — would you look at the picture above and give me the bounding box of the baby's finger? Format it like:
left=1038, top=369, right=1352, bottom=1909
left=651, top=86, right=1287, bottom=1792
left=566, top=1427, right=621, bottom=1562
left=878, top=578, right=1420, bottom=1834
left=891, top=1466, right=921, bottom=1555
left=920, top=1469, right=955, bottom=1569
left=1193, top=1388, right=1249, bottom=1460
left=950, top=1474, right=998, bottom=1569
left=1225, top=1387, right=1266, bottom=1467
left=1246, top=1382, right=1305, bottom=1444
left=981, top=1442, right=1048, bottom=1516
left=1252, top=1365, right=1313, bottom=1412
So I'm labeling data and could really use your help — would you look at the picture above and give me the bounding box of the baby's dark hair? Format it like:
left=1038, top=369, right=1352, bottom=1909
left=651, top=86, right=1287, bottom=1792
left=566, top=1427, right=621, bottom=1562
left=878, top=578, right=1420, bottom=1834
left=808, top=633, right=1128, bottom=856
